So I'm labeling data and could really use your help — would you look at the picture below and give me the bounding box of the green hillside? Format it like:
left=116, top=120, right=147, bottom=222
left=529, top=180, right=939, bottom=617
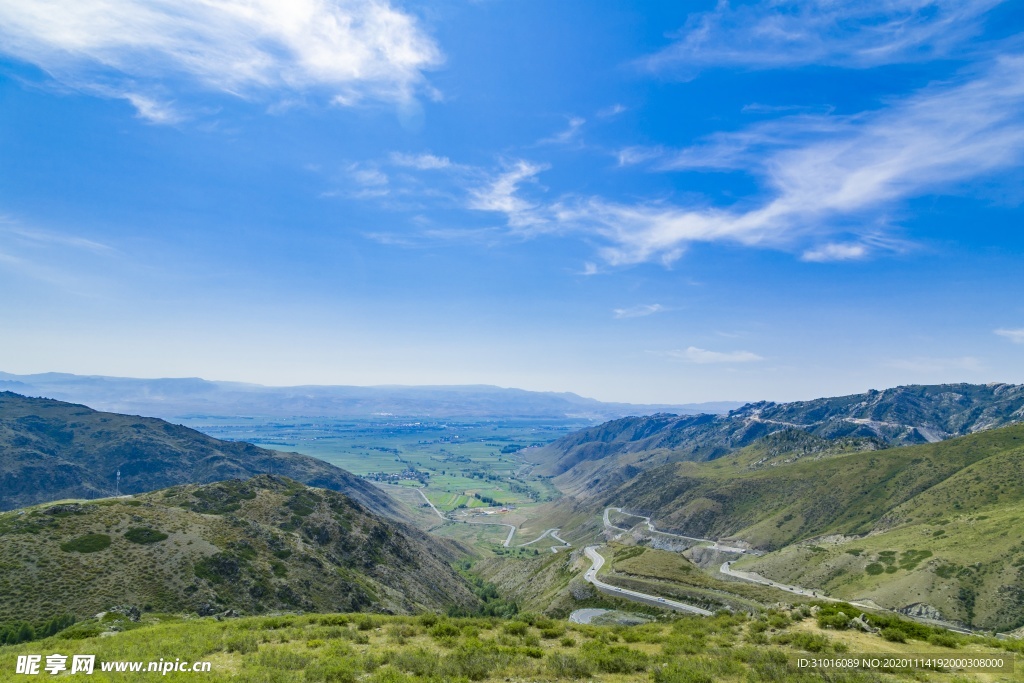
left=0, top=476, right=478, bottom=624
left=602, top=424, right=1024, bottom=631
left=0, top=392, right=400, bottom=516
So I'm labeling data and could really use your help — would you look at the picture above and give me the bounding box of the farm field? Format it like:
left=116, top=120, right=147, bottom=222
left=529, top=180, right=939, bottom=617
left=180, top=417, right=583, bottom=521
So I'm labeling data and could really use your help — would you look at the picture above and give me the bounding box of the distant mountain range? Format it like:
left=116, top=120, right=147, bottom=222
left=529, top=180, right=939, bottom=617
left=0, top=372, right=742, bottom=421
left=0, top=392, right=400, bottom=516
left=533, top=383, right=1024, bottom=496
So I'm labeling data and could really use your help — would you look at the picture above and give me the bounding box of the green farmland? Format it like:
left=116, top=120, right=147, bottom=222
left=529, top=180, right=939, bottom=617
left=181, top=417, right=582, bottom=517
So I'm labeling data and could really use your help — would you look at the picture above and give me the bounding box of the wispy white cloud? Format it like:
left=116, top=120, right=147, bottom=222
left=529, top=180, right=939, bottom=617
left=643, top=0, right=1004, bottom=73
left=616, top=146, right=665, bottom=167
left=613, top=304, right=665, bottom=319
left=539, top=117, right=586, bottom=145
left=597, top=104, right=627, bottom=119
left=467, top=161, right=549, bottom=230
left=0, top=0, right=442, bottom=119
left=579, top=262, right=599, bottom=276
left=333, top=162, right=389, bottom=199
left=668, top=347, right=764, bottom=364
left=2, top=222, right=114, bottom=255
left=995, top=328, right=1024, bottom=344
left=390, top=152, right=451, bottom=170
left=0, top=220, right=116, bottom=289
left=801, top=242, right=868, bottom=262
left=469, top=56, right=1024, bottom=266
left=120, top=92, right=184, bottom=124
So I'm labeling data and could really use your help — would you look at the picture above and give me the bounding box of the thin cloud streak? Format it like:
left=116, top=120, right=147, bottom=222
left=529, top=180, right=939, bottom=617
left=643, top=0, right=1005, bottom=73
left=539, top=117, right=585, bottom=145
left=668, top=347, right=764, bottom=364
left=613, top=304, right=664, bottom=319
left=390, top=152, right=452, bottom=170
left=995, top=328, right=1024, bottom=344
left=0, top=0, right=442, bottom=118
left=468, top=56, right=1024, bottom=266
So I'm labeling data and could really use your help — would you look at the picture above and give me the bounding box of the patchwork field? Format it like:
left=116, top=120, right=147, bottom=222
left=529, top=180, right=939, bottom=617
left=183, top=417, right=581, bottom=519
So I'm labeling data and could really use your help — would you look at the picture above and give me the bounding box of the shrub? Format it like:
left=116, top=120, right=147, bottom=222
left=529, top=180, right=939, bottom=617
left=429, top=621, right=461, bottom=639
left=60, top=533, right=111, bottom=553
left=502, top=621, right=528, bottom=636
left=444, top=641, right=515, bottom=681
left=546, top=653, right=592, bottom=679
left=652, top=661, right=714, bottom=683
left=880, top=627, right=906, bottom=643
left=582, top=642, right=649, bottom=673
left=224, top=633, right=258, bottom=653
left=865, top=563, right=885, bottom=575
left=928, top=633, right=960, bottom=648
left=254, top=648, right=311, bottom=670
left=817, top=613, right=850, bottom=630
left=0, top=621, right=35, bottom=645
left=305, top=659, right=360, bottom=683
left=124, top=527, right=168, bottom=544
left=38, top=614, right=76, bottom=638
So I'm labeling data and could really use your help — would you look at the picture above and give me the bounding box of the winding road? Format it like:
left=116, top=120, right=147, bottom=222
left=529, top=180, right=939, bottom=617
left=604, top=507, right=750, bottom=554
left=583, top=546, right=713, bottom=616
left=517, top=528, right=572, bottom=552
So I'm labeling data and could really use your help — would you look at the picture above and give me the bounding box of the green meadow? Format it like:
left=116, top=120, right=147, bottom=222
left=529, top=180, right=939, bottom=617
left=3, top=608, right=1021, bottom=682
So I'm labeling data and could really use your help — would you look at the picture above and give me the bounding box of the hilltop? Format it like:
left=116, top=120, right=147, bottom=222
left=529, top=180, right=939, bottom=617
left=0, top=392, right=399, bottom=515
left=0, top=476, right=478, bottom=623
left=534, top=383, right=1024, bottom=496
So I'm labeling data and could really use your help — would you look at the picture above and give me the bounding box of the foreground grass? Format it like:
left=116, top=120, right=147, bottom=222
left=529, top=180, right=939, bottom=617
left=1, top=609, right=1020, bottom=682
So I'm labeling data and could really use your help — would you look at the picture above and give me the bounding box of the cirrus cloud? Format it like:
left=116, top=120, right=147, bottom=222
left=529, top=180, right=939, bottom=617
left=669, top=347, right=764, bottom=364
left=995, top=328, right=1024, bottom=344
left=613, top=304, right=665, bottom=319
left=643, top=0, right=1005, bottom=74
left=466, top=55, right=1024, bottom=266
left=0, top=0, right=442, bottom=121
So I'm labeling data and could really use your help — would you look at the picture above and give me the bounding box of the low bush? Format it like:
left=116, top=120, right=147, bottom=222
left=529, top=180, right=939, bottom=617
left=60, top=533, right=111, bottom=553
left=546, top=653, right=592, bottom=679
left=124, top=527, right=168, bottom=544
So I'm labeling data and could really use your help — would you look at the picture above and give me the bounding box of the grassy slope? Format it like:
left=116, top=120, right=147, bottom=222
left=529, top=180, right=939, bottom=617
left=1, top=609, right=1020, bottom=682
left=0, top=392, right=401, bottom=517
left=0, top=476, right=477, bottom=623
left=598, top=543, right=809, bottom=614
left=604, top=424, right=1024, bottom=631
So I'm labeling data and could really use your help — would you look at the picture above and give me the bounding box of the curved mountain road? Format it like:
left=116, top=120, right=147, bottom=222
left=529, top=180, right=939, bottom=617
left=583, top=546, right=712, bottom=616
left=518, top=528, right=572, bottom=552
left=605, top=507, right=750, bottom=554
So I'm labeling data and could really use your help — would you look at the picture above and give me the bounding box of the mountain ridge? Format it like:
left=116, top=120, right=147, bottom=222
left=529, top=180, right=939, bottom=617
left=0, top=392, right=400, bottom=516
left=534, top=383, right=1024, bottom=496
left=0, top=371, right=742, bottom=421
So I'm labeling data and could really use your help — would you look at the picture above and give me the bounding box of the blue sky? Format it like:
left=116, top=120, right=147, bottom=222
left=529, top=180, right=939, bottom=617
left=2, top=0, right=1024, bottom=404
